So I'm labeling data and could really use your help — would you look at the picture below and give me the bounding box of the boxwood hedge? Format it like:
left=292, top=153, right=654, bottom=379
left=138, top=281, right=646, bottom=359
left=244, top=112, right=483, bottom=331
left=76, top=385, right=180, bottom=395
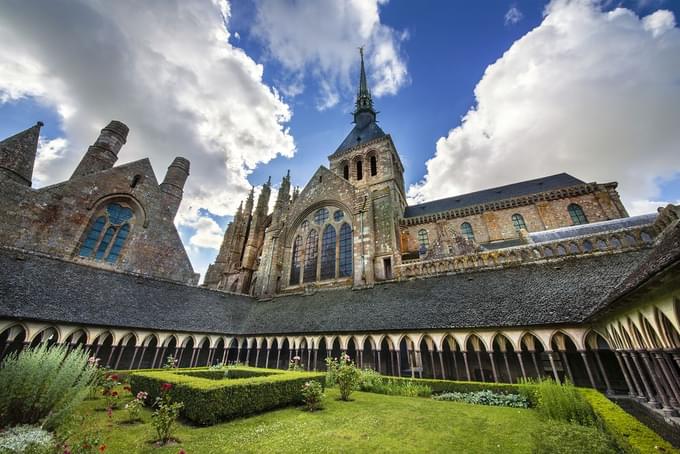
left=129, top=367, right=325, bottom=425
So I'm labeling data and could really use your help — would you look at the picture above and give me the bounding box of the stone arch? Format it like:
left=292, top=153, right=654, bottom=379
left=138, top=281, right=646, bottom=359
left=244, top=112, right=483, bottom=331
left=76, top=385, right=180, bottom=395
left=362, top=336, right=377, bottom=370
left=29, top=326, right=61, bottom=347
left=64, top=328, right=89, bottom=347
left=419, top=334, right=438, bottom=379
left=398, top=334, right=418, bottom=378
left=584, top=330, right=627, bottom=393
left=195, top=336, right=212, bottom=367
left=0, top=323, right=28, bottom=361
left=440, top=334, right=462, bottom=380
left=466, top=333, right=492, bottom=382
left=550, top=331, right=580, bottom=384
left=520, top=332, right=547, bottom=379
left=213, top=338, right=226, bottom=367
left=113, top=332, right=139, bottom=370
left=86, top=193, right=148, bottom=228
left=658, top=309, right=680, bottom=349
left=136, top=333, right=159, bottom=369
left=179, top=336, right=195, bottom=368
left=492, top=333, right=519, bottom=383
left=280, top=338, right=291, bottom=368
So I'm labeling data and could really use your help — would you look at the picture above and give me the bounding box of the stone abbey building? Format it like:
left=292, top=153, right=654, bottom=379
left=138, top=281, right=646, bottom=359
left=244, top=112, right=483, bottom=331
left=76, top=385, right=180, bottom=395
left=1, top=52, right=680, bottom=421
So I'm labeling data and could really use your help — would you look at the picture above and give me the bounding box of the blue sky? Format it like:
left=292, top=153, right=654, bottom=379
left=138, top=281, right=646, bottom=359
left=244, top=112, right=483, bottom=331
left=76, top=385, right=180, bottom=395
left=1, top=0, right=679, bottom=279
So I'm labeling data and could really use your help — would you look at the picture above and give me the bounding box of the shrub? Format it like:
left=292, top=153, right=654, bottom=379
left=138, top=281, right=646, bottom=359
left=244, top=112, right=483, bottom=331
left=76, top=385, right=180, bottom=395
left=0, top=425, right=54, bottom=454
left=163, top=355, right=178, bottom=369
left=358, top=370, right=433, bottom=397
left=534, top=379, right=595, bottom=426
left=579, top=388, right=677, bottom=454
left=531, top=420, right=618, bottom=454
left=358, top=368, right=384, bottom=391
left=129, top=367, right=325, bottom=425
left=326, top=354, right=360, bottom=401
left=433, top=390, right=529, bottom=408
left=101, top=372, right=121, bottom=410
left=301, top=380, right=324, bottom=412
left=124, top=391, right=147, bottom=423
left=151, top=383, right=184, bottom=444
left=0, top=344, right=96, bottom=430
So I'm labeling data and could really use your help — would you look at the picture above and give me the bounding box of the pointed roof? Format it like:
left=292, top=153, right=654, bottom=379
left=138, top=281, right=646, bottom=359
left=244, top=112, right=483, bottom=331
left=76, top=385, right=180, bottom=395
left=0, top=121, right=43, bottom=186
left=331, top=48, right=386, bottom=158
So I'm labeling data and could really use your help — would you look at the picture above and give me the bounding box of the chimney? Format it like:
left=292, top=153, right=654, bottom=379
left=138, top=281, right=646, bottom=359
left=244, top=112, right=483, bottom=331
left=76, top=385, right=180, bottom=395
left=160, top=157, right=190, bottom=218
left=0, top=121, right=43, bottom=186
left=71, top=120, right=129, bottom=178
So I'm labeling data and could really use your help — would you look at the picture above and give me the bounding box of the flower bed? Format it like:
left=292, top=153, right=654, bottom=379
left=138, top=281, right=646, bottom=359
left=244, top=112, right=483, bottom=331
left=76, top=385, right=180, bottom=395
left=129, top=367, right=325, bottom=425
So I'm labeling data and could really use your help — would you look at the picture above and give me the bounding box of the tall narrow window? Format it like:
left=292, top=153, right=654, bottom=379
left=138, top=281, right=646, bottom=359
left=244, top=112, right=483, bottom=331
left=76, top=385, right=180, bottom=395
left=511, top=213, right=527, bottom=231
left=79, top=202, right=134, bottom=262
left=290, top=235, right=302, bottom=285
left=343, top=164, right=349, bottom=180
left=339, top=223, right=352, bottom=277
left=568, top=203, right=588, bottom=225
left=303, top=229, right=319, bottom=283
left=356, top=160, right=363, bottom=180
left=320, top=225, right=336, bottom=280
left=460, top=222, right=475, bottom=241
left=370, top=155, right=377, bottom=176
left=418, top=229, right=429, bottom=250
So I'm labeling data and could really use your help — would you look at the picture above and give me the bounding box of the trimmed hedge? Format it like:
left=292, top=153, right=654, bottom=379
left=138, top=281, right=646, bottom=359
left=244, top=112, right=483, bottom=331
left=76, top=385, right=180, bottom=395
left=129, top=367, right=325, bottom=425
left=175, top=368, right=275, bottom=380
left=579, top=389, right=678, bottom=454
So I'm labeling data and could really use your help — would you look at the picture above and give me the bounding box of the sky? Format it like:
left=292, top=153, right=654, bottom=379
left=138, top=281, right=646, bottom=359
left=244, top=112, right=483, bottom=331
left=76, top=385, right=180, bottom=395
left=1, top=0, right=679, bottom=280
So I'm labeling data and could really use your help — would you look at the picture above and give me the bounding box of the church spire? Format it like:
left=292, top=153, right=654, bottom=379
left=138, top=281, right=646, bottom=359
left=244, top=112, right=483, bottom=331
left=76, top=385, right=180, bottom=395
left=353, top=47, right=376, bottom=124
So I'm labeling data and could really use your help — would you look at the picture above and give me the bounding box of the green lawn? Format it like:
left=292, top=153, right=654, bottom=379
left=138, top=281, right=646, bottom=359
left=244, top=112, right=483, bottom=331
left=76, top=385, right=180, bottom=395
left=69, top=387, right=547, bottom=453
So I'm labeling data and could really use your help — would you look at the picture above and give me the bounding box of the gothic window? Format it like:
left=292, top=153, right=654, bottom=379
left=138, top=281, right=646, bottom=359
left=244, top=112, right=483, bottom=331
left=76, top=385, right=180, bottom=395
left=339, top=223, right=352, bottom=277
left=370, top=155, right=377, bottom=176
left=568, top=204, right=588, bottom=225
left=320, top=225, right=337, bottom=280
left=314, top=208, right=329, bottom=224
left=303, top=229, right=319, bottom=283
left=460, top=222, right=475, bottom=241
left=356, top=160, right=363, bottom=180
left=333, top=210, right=344, bottom=222
left=343, top=164, right=349, bottom=180
left=79, top=202, right=134, bottom=263
left=417, top=229, right=429, bottom=250
left=290, top=235, right=302, bottom=285
left=511, top=213, right=527, bottom=231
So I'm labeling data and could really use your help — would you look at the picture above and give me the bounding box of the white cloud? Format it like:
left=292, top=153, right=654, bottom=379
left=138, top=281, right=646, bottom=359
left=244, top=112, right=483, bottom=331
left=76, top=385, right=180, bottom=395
left=186, top=216, right=224, bottom=249
left=250, top=0, right=409, bottom=107
left=505, top=6, right=524, bottom=25
left=628, top=199, right=680, bottom=216
left=409, top=0, right=680, bottom=216
left=0, top=0, right=296, bottom=276
left=34, top=137, right=68, bottom=186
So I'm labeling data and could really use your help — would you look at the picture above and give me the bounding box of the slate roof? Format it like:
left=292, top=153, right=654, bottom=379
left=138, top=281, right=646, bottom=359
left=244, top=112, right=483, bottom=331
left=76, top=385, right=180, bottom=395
left=331, top=121, right=386, bottom=157
left=528, top=214, right=657, bottom=244
left=0, top=245, right=651, bottom=335
left=404, top=173, right=586, bottom=218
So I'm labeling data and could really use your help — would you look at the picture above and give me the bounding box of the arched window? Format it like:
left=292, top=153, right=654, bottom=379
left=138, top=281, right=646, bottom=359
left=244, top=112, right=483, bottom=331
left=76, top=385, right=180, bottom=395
left=511, top=213, right=527, bottom=231
left=339, top=223, right=352, bottom=277
left=370, top=155, right=377, bottom=176
left=314, top=207, right=329, bottom=224
left=418, top=229, right=429, bottom=250
left=568, top=204, right=588, bottom=225
left=303, top=229, right=319, bottom=283
left=79, top=202, right=134, bottom=263
left=356, top=160, right=363, bottom=180
left=290, top=235, right=302, bottom=285
left=460, top=222, right=475, bottom=241
left=320, top=225, right=336, bottom=280
left=343, top=164, right=349, bottom=180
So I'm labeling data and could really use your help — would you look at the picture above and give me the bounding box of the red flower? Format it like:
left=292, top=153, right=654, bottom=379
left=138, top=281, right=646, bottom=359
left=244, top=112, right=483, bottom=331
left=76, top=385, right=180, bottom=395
left=123, top=385, right=131, bottom=392
left=178, top=450, right=186, bottom=454
left=110, top=374, right=119, bottom=381
left=99, top=444, right=107, bottom=452
left=161, top=383, right=173, bottom=392
left=111, top=391, right=118, bottom=397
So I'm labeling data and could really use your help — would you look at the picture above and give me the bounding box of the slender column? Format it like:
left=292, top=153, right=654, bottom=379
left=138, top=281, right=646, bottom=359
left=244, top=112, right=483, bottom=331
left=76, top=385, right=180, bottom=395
left=662, top=352, right=680, bottom=401
left=409, top=349, right=415, bottom=378
left=396, top=351, right=402, bottom=377
left=438, top=351, right=446, bottom=380
left=222, top=347, right=229, bottom=364
left=307, top=348, right=312, bottom=371
left=389, top=350, right=396, bottom=376
left=377, top=351, right=382, bottom=374
left=153, top=346, right=164, bottom=369
left=560, top=351, right=575, bottom=383
left=622, top=352, right=645, bottom=399
left=547, top=352, right=560, bottom=382
left=175, top=347, right=184, bottom=367
left=276, top=347, right=282, bottom=369
left=429, top=350, right=437, bottom=379
left=93, top=343, right=103, bottom=359
left=475, top=350, right=485, bottom=382
left=640, top=351, right=673, bottom=414
left=673, top=352, right=680, bottom=371
left=502, top=352, right=512, bottom=383
left=264, top=348, right=271, bottom=369
left=593, top=351, right=613, bottom=395
left=516, top=352, right=527, bottom=381
left=488, top=352, right=498, bottom=383
left=613, top=351, right=635, bottom=397
left=462, top=352, right=471, bottom=381
left=313, top=349, right=318, bottom=371
left=653, top=351, right=680, bottom=408
left=579, top=351, right=597, bottom=389
left=129, top=346, right=140, bottom=370
left=189, top=348, right=198, bottom=368
left=531, top=351, right=541, bottom=378
left=136, top=346, right=148, bottom=369
left=358, top=350, right=364, bottom=369
left=105, top=345, right=116, bottom=368
left=288, top=348, right=293, bottom=364
left=245, top=346, right=251, bottom=366
left=452, top=351, right=459, bottom=380
left=630, top=351, right=660, bottom=407
left=255, top=348, right=261, bottom=368
left=113, top=345, right=125, bottom=370
left=236, top=346, right=241, bottom=364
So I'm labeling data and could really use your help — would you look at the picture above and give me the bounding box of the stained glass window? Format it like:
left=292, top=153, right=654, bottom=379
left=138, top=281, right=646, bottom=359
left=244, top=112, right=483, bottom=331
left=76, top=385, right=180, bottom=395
left=303, top=229, right=319, bottom=283
left=334, top=210, right=344, bottom=222
left=320, top=225, right=336, bottom=280
left=314, top=208, right=329, bottom=224
left=512, top=214, right=527, bottom=231
left=106, top=224, right=130, bottom=263
left=568, top=204, right=588, bottom=225
left=418, top=229, right=429, bottom=249
left=339, top=223, right=352, bottom=277
left=79, top=216, right=105, bottom=257
left=95, top=227, right=116, bottom=260
left=290, top=235, right=302, bottom=285
left=460, top=222, right=475, bottom=241
left=79, top=202, right=134, bottom=262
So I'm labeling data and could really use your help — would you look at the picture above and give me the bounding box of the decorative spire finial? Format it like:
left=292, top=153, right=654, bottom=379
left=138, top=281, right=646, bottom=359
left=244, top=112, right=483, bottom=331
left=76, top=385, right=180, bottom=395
left=353, top=46, right=375, bottom=124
